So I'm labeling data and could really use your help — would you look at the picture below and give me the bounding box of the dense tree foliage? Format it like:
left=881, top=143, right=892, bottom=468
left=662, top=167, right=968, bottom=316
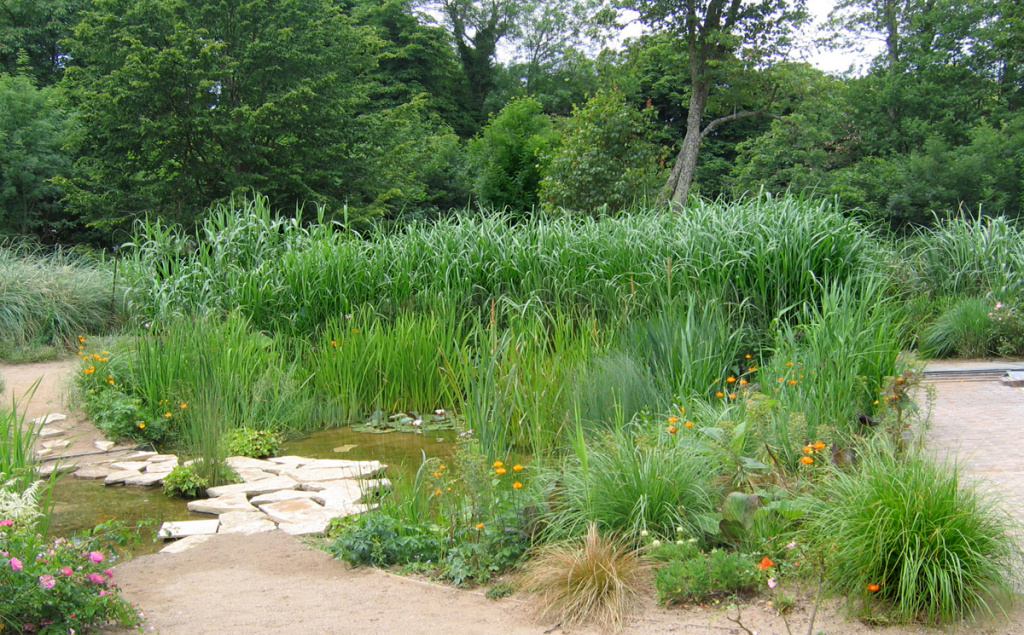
left=0, top=0, right=1019, bottom=242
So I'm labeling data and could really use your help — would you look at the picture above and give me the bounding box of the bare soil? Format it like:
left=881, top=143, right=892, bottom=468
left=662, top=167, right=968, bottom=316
left=3, top=360, right=1023, bottom=635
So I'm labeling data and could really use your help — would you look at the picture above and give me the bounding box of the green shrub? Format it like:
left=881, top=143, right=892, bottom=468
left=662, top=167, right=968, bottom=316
left=327, top=512, right=443, bottom=567
left=919, top=296, right=1000, bottom=358
left=0, top=518, right=139, bottom=633
left=539, top=90, right=664, bottom=215
left=654, top=547, right=762, bottom=605
left=162, top=464, right=210, bottom=499
left=808, top=440, right=1021, bottom=624
left=224, top=427, right=281, bottom=459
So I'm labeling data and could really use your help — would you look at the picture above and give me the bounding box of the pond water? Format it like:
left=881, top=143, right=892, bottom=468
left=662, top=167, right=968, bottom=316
left=45, top=427, right=456, bottom=553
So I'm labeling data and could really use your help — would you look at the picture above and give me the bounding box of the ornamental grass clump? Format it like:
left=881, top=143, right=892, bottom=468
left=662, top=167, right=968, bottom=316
left=517, top=523, right=648, bottom=632
left=808, top=439, right=1021, bottom=625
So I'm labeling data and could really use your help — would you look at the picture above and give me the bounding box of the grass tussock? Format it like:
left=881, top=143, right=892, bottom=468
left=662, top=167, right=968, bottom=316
left=517, top=523, right=649, bottom=632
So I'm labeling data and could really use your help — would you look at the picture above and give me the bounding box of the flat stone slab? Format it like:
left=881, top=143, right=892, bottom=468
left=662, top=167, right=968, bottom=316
left=219, top=517, right=278, bottom=535
left=262, top=456, right=313, bottom=473
left=225, top=456, right=278, bottom=471
left=122, top=472, right=165, bottom=487
left=44, top=440, right=70, bottom=450
left=277, top=519, right=333, bottom=536
left=36, top=449, right=53, bottom=458
left=105, top=469, right=146, bottom=485
left=257, top=498, right=337, bottom=525
left=217, top=511, right=267, bottom=529
left=310, top=482, right=364, bottom=508
left=109, top=461, right=149, bottom=472
left=299, top=478, right=390, bottom=493
left=34, top=413, right=68, bottom=425
left=187, top=493, right=257, bottom=515
left=1003, top=371, right=1024, bottom=387
left=146, top=454, right=178, bottom=463
left=158, top=519, right=220, bottom=539
left=249, top=489, right=319, bottom=505
left=39, top=463, right=76, bottom=477
left=206, top=475, right=298, bottom=498
left=235, top=468, right=277, bottom=483
left=37, top=426, right=65, bottom=438
left=159, top=534, right=215, bottom=554
left=73, top=465, right=115, bottom=480
left=144, top=462, right=177, bottom=474
left=123, top=451, right=158, bottom=461
left=94, top=441, right=116, bottom=451
left=281, top=463, right=384, bottom=482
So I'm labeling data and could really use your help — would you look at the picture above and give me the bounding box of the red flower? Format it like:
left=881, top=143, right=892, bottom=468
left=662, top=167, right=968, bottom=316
left=757, top=556, right=774, bottom=570
left=867, top=583, right=880, bottom=592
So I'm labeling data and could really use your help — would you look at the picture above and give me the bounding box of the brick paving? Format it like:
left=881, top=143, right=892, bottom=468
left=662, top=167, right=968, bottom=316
left=923, top=363, right=1024, bottom=521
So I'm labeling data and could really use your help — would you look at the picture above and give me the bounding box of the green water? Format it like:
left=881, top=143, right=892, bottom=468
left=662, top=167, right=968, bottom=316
left=44, top=427, right=456, bottom=552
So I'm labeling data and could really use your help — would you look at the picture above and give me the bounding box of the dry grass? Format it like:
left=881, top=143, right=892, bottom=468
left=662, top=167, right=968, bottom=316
left=517, top=523, right=649, bottom=632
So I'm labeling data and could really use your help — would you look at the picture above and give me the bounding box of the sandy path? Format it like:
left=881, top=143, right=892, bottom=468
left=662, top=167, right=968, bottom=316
left=3, top=360, right=1024, bottom=634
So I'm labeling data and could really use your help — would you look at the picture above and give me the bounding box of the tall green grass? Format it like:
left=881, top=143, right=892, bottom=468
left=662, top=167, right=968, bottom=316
left=0, top=243, right=120, bottom=361
left=0, top=381, right=41, bottom=492
left=808, top=439, right=1021, bottom=624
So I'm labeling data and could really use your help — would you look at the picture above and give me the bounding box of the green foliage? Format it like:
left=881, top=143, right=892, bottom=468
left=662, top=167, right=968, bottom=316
left=162, top=463, right=210, bottom=499
left=653, top=546, right=761, bottom=605
left=808, top=439, right=1022, bottom=624
left=0, top=244, right=119, bottom=360
left=327, top=512, right=443, bottom=567
left=0, top=519, right=139, bottom=633
left=466, top=97, right=559, bottom=213
left=224, top=427, right=281, bottom=459
left=919, top=296, right=998, bottom=358
left=0, top=0, right=81, bottom=85
left=0, top=73, right=74, bottom=239
left=539, top=90, right=664, bottom=214
left=0, top=381, right=40, bottom=493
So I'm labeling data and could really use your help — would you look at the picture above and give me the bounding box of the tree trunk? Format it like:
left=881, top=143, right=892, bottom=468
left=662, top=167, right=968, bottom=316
left=659, top=78, right=711, bottom=208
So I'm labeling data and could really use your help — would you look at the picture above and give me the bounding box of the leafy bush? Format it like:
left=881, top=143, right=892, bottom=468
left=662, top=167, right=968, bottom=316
left=539, top=89, right=664, bottom=215
left=0, top=516, right=139, bottom=633
left=653, top=546, right=761, bottom=605
left=466, top=97, right=558, bottom=213
left=808, top=440, right=1021, bottom=624
left=162, top=464, right=209, bottom=499
left=517, top=523, right=648, bottom=631
left=327, top=512, right=443, bottom=567
left=224, top=427, right=281, bottom=459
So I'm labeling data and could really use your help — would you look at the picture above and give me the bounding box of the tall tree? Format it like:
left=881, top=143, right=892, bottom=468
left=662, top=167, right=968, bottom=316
left=619, top=0, right=807, bottom=206
left=0, top=0, right=84, bottom=85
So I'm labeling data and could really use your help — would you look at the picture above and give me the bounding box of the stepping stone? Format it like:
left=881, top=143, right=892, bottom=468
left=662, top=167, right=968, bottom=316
left=146, top=454, right=178, bottom=463
left=105, top=469, right=146, bottom=485
left=277, top=519, right=333, bottom=536
left=39, top=463, right=77, bottom=477
left=257, top=498, right=337, bottom=525
left=187, top=493, right=257, bottom=515
left=235, top=468, right=277, bottom=483
left=249, top=490, right=319, bottom=505
left=36, top=449, right=53, bottom=459
left=123, top=451, right=158, bottom=461
left=1003, top=371, right=1024, bottom=387
left=158, top=519, right=220, bottom=539
left=225, top=456, right=278, bottom=471
left=144, top=462, right=177, bottom=474
left=110, top=461, right=149, bottom=472
left=217, top=511, right=277, bottom=535
left=122, top=472, right=165, bottom=487
left=264, top=455, right=313, bottom=470
left=299, top=478, right=391, bottom=493
left=159, top=534, right=215, bottom=554
left=206, top=475, right=298, bottom=498
left=282, top=463, right=384, bottom=483
left=34, top=414, right=68, bottom=425
left=44, top=440, right=71, bottom=450
left=74, top=465, right=115, bottom=480
left=37, top=426, right=65, bottom=438
left=94, top=441, right=116, bottom=451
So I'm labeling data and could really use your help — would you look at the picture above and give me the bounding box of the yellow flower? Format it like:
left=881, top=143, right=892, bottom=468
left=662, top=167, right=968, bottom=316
left=434, top=489, right=442, bottom=496
left=495, top=467, right=506, bottom=475
left=785, top=361, right=794, bottom=367
left=745, top=354, right=752, bottom=359
left=748, top=366, right=757, bottom=372
left=679, top=406, right=685, bottom=415
left=492, top=460, right=503, bottom=469
left=715, top=391, right=725, bottom=398
left=351, top=328, right=360, bottom=334
left=684, top=421, right=694, bottom=428
left=438, top=464, right=446, bottom=471
left=164, top=412, right=172, bottom=418
left=108, top=380, right=115, bottom=385
left=728, top=393, right=737, bottom=399
left=803, top=445, right=814, bottom=454
left=475, top=523, right=484, bottom=530
left=180, top=403, right=187, bottom=409
left=726, top=376, right=736, bottom=383
left=512, top=464, right=523, bottom=472
left=800, top=456, right=814, bottom=465
left=738, top=379, right=748, bottom=386
left=512, top=481, right=523, bottom=489
left=138, top=423, right=146, bottom=429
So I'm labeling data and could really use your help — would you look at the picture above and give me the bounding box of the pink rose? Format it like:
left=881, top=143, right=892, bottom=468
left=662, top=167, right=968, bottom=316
left=9, top=557, right=22, bottom=571
left=98, top=589, right=107, bottom=597
left=104, top=569, right=114, bottom=579
left=87, top=551, right=104, bottom=563
left=85, top=572, right=105, bottom=585
left=39, top=574, right=56, bottom=589
left=0, top=519, right=12, bottom=526
left=60, top=567, right=73, bottom=576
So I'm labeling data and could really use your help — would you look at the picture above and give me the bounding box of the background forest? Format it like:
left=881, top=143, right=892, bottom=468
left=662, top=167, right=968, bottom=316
left=1, top=0, right=1022, bottom=244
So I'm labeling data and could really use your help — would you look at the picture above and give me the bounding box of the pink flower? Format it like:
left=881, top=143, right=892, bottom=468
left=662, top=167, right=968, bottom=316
left=104, top=569, right=114, bottom=579
left=0, top=519, right=12, bottom=526
left=767, top=577, right=777, bottom=589
left=9, top=557, right=22, bottom=571
left=85, top=572, right=105, bottom=585
left=98, top=589, right=107, bottom=597
left=87, top=551, right=104, bottom=563
left=38, top=574, right=56, bottom=589
left=60, top=567, right=73, bottom=576
left=785, top=541, right=797, bottom=549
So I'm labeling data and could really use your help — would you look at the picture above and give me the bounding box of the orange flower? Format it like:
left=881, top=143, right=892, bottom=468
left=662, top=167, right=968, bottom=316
left=726, top=376, right=736, bottom=383
left=668, top=415, right=679, bottom=424
left=667, top=425, right=678, bottom=434
left=867, top=583, right=880, bottom=592
left=757, top=556, right=774, bottom=570
left=512, top=464, right=523, bottom=472
left=180, top=403, right=187, bottom=409
left=434, top=489, right=442, bottom=496
left=728, top=393, right=736, bottom=399
left=512, top=481, right=523, bottom=489
left=788, top=379, right=798, bottom=385
left=495, top=467, right=506, bottom=475
left=493, top=460, right=503, bottom=468
left=803, top=445, right=814, bottom=454
left=475, top=523, right=484, bottom=530
left=739, top=379, right=748, bottom=386
left=684, top=421, right=694, bottom=428
left=164, top=412, right=172, bottom=418
left=715, top=391, right=725, bottom=398
left=800, top=456, right=814, bottom=465
left=748, top=366, right=757, bottom=372
left=813, top=441, right=827, bottom=451
left=785, top=361, right=794, bottom=367
left=744, top=354, right=752, bottom=359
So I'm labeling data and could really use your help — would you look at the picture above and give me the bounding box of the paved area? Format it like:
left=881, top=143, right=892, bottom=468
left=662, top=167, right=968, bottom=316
left=923, top=361, right=1024, bottom=520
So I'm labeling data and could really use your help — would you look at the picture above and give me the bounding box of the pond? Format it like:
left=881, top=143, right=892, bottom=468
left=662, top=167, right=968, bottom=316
left=45, top=426, right=456, bottom=553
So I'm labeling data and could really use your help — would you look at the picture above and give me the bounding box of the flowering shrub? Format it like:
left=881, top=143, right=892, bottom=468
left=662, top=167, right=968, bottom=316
left=0, top=519, right=139, bottom=633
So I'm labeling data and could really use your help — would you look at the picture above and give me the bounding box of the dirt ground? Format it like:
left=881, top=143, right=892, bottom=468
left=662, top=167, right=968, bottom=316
left=3, top=360, right=1024, bottom=635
